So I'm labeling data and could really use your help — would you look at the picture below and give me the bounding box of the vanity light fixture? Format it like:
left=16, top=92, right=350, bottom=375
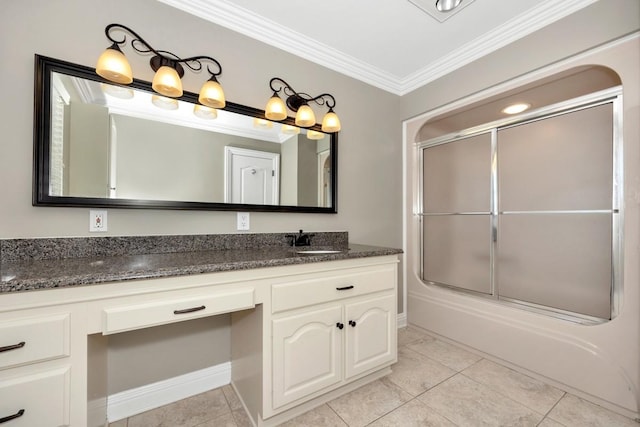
left=502, top=103, right=531, bottom=115
left=253, top=117, right=274, bottom=129
left=193, top=104, right=218, bottom=120
left=264, top=77, right=341, bottom=133
left=435, top=0, right=462, bottom=12
left=96, top=23, right=226, bottom=108
left=151, top=95, right=179, bottom=110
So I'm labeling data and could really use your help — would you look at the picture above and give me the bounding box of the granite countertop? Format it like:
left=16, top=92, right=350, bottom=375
left=0, top=243, right=402, bottom=293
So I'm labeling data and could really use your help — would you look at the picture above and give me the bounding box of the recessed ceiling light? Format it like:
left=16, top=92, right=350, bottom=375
left=436, top=0, right=462, bottom=12
left=502, top=103, right=531, bottom=115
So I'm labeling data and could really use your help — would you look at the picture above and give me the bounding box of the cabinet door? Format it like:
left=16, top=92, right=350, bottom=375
left=345, top=294, right=396, bottom=379
left=272, top=305, right=342, bottom=409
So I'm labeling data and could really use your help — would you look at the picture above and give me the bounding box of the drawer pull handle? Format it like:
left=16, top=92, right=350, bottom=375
left=0, top=341, right=25, bottom=353
left=173, top=305, right=206, bottom=315
left=336, top=285, right=354, bottom=291
left=349, top=320, right=357, bottom=327
left=336, top=322, right=344, bottom=330
left=0, top=409, right=25, bottom=424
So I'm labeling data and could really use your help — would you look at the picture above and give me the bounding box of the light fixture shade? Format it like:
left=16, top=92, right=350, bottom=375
left=306, top=130, right=325, bottom=140
left=152, top=65, right=183, bottom=97
left=295, top=104, right=316, bottom=127
left=281, top=124, right=300, bottom=135
left=435, top=0, right=462, bottom=12
left=193, top=104, right=218, bottom=120
left=100, top=83, right=134, bottom=99
left=151, top=95, right=179, bottom=110
left=265, top=95, right=287, bottom=121
left=321, top=110, right=341, bottom=132
left=253, top=118, right=274, bottom=129
left=96, top=47, right=133, bottom=84
left=199, top=79, right=226, bottom=108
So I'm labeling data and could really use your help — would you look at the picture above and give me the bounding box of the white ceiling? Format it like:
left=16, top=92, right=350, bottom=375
left=158, top=0, right=598, bottom=95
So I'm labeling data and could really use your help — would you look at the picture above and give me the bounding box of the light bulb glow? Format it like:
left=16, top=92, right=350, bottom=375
left=281, top=124, right=300, bottom=135
left=193, top=104, right=218, bottom=119
left=321, top=111, right=341, bottom=132
left=502, top=103, right=531, bottom=115
left=198, top=79, right=226, bottom=108
left=306, top=130, right=325, bottom=140
left=96, top=47, right=133, bottom=84
left=152, top=66, right=183, bottom=97
left=265, top=95, right=287, bottom=121
left=253, top=118, right=274, bottom=129
left=295, top=105, right=316, bottom=127
left=151, top=95, right=179, bottom=110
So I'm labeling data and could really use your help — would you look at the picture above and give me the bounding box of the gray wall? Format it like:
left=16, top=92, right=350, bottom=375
left=0, top=0, right=401, bottom=395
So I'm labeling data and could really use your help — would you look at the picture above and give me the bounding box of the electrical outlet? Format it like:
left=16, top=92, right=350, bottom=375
left=90, top=210, right=108, bottom=232
left=237, top=212, right=250, bottom=231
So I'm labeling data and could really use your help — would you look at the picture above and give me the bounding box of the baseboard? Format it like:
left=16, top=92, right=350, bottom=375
left=397, top=312, right=407, bottom=328
left=107, top=362, right=231, bottom=422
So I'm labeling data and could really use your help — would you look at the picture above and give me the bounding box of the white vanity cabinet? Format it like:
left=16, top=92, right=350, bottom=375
left=264, top=260, right=398, bottom=419
left=0, top=254, right=399, bottom=427
left=0, top=308, right=78, bottom=427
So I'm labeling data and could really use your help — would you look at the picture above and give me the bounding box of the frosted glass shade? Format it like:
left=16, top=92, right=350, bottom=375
left=193, top=104, right=217, bottom=120
left=281, top=124, right=300, bottom=135
left=152, top=66, right=183, bottom=98
left=198, top=79, right=226, bottom=108
left=96, top=48, right=133, bottom=84
left=253, top=118, right=273, bottom=129
left=321, top=111, right=341, bottom=132
left=306, top=130, right=325, bottom=140
left=265, top=95, right=287, bottom=121
left=151, top=95, right=179, bottom=110
left=295, top=105, right=316, bottom=127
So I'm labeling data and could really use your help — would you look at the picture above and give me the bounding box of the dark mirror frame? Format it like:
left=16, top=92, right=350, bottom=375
left=33, top=55, right=338, bottom=213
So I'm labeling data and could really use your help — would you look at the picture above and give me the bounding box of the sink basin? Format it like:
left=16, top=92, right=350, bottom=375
left=296, top=250, right=343, bottom=254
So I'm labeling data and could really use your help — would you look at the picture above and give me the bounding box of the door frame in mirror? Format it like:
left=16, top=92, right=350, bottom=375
left=33, top=55, right=338, bottom=213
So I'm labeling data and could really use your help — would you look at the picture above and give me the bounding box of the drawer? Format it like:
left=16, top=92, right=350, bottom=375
left=272, top=265, right=396, bottom=313
left=0, top=366, right=70, bottom=426
left=102, top=287, right=255, bottom=334
left=0, top=314, right=69, bottom=370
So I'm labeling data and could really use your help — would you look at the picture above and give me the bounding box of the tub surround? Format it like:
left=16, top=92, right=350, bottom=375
left=0, top=232, right=401, bottom=293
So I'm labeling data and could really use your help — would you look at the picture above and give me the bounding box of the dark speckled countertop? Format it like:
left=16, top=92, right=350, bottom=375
left=0, top=233, right=401, bottom=293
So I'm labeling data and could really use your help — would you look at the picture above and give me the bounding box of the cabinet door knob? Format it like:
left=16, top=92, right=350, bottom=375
left=349, top=320, right=356, bottom=327
left=0, top=409, right=25, bottom=424
left=336, top=322, right=344, bottom=330
left=0, top=341, right=25, bottom=353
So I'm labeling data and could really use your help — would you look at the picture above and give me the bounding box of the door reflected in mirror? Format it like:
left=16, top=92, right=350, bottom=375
left=35, top=55, right=337, bottom=213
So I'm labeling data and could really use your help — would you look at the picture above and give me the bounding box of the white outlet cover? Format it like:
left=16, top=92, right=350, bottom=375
left=90, top=210, right=108, bottom=232
left=237, top=212, right=250, bottom=231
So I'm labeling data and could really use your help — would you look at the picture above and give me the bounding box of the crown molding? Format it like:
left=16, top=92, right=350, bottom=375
left=158, top=0, right=598, bottom=96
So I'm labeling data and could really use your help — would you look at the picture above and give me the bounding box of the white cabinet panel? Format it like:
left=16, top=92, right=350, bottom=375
left=345, top=294, right=396, bottom=379
left=272, top=305, right=343, bottom=409
left=0, top=314, right=69, bottom=370
left=0, top=366, right=70, bottom=426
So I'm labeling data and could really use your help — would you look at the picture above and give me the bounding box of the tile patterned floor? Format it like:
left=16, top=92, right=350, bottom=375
left=109, top=327, right=639, bottom=426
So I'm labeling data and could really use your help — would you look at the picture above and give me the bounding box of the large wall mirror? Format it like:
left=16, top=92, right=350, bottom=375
left=33, top=55, right=337, bottom=212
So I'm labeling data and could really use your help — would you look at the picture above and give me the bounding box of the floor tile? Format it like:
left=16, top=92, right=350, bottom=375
left=327, top=377, right=413, bottom=427
left=108, top=420, right=127, bottom=427
left=462, top=359, right=565, bottom=414
left=547, top=394, right=638, bottom=427
left=419, top=374, right=543, bottom=426
left=537, top=418, right=566, bottom=427
left=222, top=384, right=244, bottom=412
left=398, top=326, right=433, bottom=347
left=386, top=346, right=457, bottom=396
left=231, top=408, right=253, bottom=427
left=278, top=404, right=348, bottom=427
left=194, top=412, right=237, bottom=426
left=407, top=338, right=482, bottom=372
left=127, top=389, right=230, bottom=427
left=368, top=398, right=458, bottom=427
